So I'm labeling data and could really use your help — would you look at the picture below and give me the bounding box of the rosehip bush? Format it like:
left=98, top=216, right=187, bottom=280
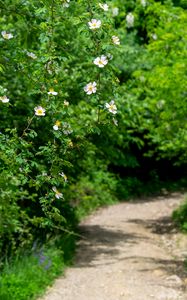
left=0, top=0, right=122, bottom=255
left=0, top=0, right=187, bottom=260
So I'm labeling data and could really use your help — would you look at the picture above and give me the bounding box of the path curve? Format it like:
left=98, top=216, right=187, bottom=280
left=40, top=193, right=187, bottom=300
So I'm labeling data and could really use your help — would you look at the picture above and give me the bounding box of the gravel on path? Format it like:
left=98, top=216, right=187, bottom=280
left=40, top=193, right=187, bottom=300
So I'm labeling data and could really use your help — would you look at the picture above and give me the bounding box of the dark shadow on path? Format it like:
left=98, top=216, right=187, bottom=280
left=125, top=192, right=184, bottom=204
left=127, top=216, right=179, bottom=234
left=74, top=223, right=187, bottom=285
left=75, top=224, right=148, bottom=267
left=75, top=223, right=187, bottom=283
left=72, top=195, right=187, bottom=291
left=136, top=257, right=187, bottom=280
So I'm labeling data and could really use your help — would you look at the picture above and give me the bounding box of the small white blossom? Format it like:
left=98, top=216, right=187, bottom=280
left=112, top=35, right=120, bottom=45
left=42, top=172, right=48, bottom=176
left=126, top=13, right=134, bottom=28
left=27, top=52, right=37, bottom=59
left=53, top=120, right=61, bottom=131
left=105, top=100, right=117, bottom=114
left=0, top=95, right=9, bottom=103
left=93, top=55, right=108, bottom=68
left=59, top=172, right=68, bottom=182
left=88, top=19, right=101, bottom=30
left=140, top=0, right=147, bottom=7
left=84, top=82, right=97, bottom=95
left=52, top=187, right=63, bottom=199
left=63, top=0, right=70, bottom=7
left=99, top=3, right=109, bottom=11
left=151, top=33, right=157, bottom=40
left=1, top=31, right=13, bottom=40
left=62, top=122, right=73, bottom=135
left=63, top=130, right=72, bottom=135
left=34, top=106, right=46, bottom=116
left=53, top=125, right=58, bottom=130
left=64, top=100, right=69, bottom=106
left=48, top=88, right=58, bottom=95
left=112, top=7, right=119, bottom=17
left=156, top=100, right=165, bottom=109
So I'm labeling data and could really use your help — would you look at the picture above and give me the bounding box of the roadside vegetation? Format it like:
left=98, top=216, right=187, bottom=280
left=0, top=0, right=187, bottom=299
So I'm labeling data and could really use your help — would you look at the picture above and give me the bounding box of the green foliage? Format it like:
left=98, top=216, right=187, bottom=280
left=0, top=249, right=63, bottom=300
left=172, top=196, right=187, bottom=231
left=68, top=169, right=118, bottom=219
left=0, top=234, right=75, bottom=300
left=0, top=0, right=122, bottom=255
left=116, top=0, right=187, bottom=164
left=116, top=176, right=147, bottom=199
left=1, top=0, right=187, bottom=298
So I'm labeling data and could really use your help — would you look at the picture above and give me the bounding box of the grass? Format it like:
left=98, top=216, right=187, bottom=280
left=1, top=175, right=186, bottom=300
left=0, top=234, right=75, bottom=300
left=172, top=196, right=187, bottom=232
left=0, top=172, right=118, bottom=300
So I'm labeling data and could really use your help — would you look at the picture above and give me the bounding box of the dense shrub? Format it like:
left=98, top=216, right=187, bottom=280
left=0, top=0, right=187, bottom=265
left=0, top=0, right=122, bottom=257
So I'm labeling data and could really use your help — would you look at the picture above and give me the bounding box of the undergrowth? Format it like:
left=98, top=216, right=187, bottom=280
left=172, top=196, right=187, bottom=232
left=0, top=234, right=75, bottom=300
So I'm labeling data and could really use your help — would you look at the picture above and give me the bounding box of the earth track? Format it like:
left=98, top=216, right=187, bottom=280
left=40, top=193, right=187, bottom=300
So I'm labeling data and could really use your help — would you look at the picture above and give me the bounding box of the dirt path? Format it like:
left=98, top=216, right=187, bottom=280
left=41, top=193, right=187, bottom=300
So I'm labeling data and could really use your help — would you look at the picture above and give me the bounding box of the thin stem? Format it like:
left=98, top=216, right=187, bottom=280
left=97, top=71, right=101, bottom=124
left=21, top=115, right=35, bottom=137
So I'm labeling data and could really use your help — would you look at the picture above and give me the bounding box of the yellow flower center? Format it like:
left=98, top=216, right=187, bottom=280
left=109, top=104, right=116, bottom=111
left=37, top=109, right=43, bottom=115
left=55, top=121, right=61, bottom=126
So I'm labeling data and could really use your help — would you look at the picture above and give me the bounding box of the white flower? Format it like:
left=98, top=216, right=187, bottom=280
left=52, top=187, right=63, bottom=199
left=27, top=52, right=37, bottom=59
left=88, top=19, right=101, bottom=30
left=84, top=82, right=97, bottom=95
left=34, top=106, right=46, bottom=116
left=105, top=100, right=117, bottom=114
left=53, top=125, right=58, bottom=130
left=1, top=31, right=13, bottom=40
left=62, top=122, right=73, bottom=135
left=64, top=100, right=69, bottom=106
left=53, top=120, right=61, bottom=131
left=46, top=61, right=53, bottom=74
left=0, top=95, right=9, bottom=103
left=93, top=55, right=108, bottom=68
left=112, top=35, right=120, bottom=45
left=63, top=0, right=70, bottom=7
left=48, top=88, right=58, bottom=95
left=156, top=100, right=165, bottom=109
left=140, top=0, right=147, bottom=7
left=59, top=172, right=68, bottom=182
left=42, top=172, right=48, bottom=176
left=112, top=7, right=119, bottom=17
left=126, top=13, right=134, bottom=28
left=99, top=3, right=109, bottom=11
left=151, top=33, right=157, bottom=40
